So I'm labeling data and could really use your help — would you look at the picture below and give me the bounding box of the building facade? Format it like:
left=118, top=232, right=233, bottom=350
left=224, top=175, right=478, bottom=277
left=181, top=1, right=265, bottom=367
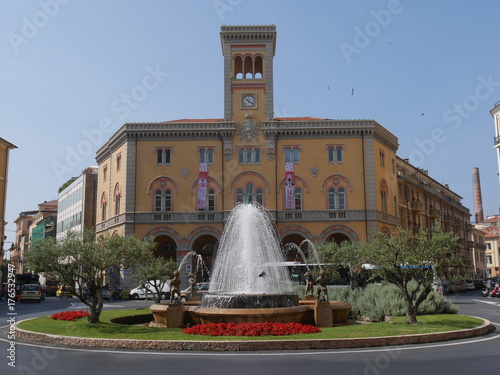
left=56, top=167, right=98, bottom=240
left=94, top=25, right=474, bottom=287
left=0, top=137, right=17, bottom=268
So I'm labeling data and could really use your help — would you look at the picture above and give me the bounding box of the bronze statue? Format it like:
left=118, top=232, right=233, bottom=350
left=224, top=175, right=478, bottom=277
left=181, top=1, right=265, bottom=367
left=188, top=272, right=197, bottom=300
left=169, top=269, right=181, bottom=304
left=304, top=271, right=314, bottom=296
left=315, top=270, right=328, bottom=302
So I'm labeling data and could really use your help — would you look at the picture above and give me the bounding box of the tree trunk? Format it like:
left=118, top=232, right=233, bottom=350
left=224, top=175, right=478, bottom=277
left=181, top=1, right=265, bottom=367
left=87, top=290, right=103, bottom=323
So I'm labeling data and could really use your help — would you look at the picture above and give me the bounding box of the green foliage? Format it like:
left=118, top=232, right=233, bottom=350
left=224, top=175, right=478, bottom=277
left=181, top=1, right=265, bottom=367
left=25, top=230, right=155, bottom=323
left=363, top=227, right=462, bottom=324
left=317, top=241, right=367, bottom=289
left=293, top=281, right=457, bottom=322
left=58, top=178, right=77, bottom=193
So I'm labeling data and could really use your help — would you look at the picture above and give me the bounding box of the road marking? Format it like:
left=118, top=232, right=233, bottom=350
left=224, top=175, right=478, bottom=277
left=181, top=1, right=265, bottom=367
left=472, top=299, right=500, bottom=307
left=68, top=302, right=125, bottom=309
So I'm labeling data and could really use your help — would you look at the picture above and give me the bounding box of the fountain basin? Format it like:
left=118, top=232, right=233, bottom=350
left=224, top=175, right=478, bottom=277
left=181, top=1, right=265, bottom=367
left=187, top=305, right=313, bottom=325
left=202, top=293, right=299, bottom=309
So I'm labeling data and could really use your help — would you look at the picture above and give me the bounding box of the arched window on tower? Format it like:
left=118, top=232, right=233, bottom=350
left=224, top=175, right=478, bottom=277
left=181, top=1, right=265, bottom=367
left=234, top=55, right=243, bottom=79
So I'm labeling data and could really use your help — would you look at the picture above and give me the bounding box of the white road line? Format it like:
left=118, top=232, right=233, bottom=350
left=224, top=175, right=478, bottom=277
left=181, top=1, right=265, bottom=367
left=472, top=299, right=500, bottom=307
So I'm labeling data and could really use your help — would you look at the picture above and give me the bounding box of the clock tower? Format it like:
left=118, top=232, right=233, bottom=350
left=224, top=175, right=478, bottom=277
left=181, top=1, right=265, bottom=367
left=220, top=25, right=277, bottom=123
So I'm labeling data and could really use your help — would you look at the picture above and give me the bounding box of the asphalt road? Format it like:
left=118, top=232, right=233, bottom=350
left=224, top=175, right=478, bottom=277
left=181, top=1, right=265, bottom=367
left=0, top=291, right=499, bottom=375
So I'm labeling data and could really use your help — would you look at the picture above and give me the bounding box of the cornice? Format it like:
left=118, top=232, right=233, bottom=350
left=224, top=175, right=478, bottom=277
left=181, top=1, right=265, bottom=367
left=96, top=122, right=236, bottom=162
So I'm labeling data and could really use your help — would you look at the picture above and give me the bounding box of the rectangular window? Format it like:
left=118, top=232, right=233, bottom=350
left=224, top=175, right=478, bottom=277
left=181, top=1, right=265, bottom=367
left=103, top=165, right=108, bottom=182
left=284, top=146, right=300, bottom=163
left=116, top=154, right=121, bottom=172
left=237, top=147, right=261, bottom=164
left=379, top=150, right=385, bottom=168
left=327, top=145, right=343, bottom=163
left=156, top=148, right=171, bottom=165
left=199, top=147, right=214, bottom=164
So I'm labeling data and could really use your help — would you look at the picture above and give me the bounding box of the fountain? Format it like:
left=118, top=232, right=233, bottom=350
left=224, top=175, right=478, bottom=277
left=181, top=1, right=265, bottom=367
left=151, top=203, right=351, bottom=327
left=188, top=203, right=311, bottom=324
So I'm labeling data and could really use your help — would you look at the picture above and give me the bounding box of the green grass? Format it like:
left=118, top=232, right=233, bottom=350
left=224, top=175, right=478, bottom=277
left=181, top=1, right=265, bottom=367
left=17, top=309, right=485, bottom=341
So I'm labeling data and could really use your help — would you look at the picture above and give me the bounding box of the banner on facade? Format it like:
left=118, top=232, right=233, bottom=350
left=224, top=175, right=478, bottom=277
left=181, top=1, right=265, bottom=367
left=198, top=163, right=208, bottom=210
left=285, top=162, right=295, bottom=210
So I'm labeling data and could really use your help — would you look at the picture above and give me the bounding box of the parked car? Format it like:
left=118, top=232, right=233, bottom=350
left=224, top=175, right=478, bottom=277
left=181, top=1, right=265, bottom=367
left=101, top=287, right=112, bottom=301
left=129, top=280, right=170, bottom=300
left=19, top=284, right=42, bottom=303
left=463, top=279, right=475, bottom=290
left=180, top=282, right=210, bottom=302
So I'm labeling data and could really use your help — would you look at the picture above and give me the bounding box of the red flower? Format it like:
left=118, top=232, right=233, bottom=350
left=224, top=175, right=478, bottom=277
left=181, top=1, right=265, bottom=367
left=50, top=310, right=90, bottom=321
left=182, top=322, right=321, bottom=336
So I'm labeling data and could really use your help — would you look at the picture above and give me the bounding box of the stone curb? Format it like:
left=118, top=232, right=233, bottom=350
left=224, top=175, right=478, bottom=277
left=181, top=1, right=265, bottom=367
left=15, top=317, right=493, bottom=352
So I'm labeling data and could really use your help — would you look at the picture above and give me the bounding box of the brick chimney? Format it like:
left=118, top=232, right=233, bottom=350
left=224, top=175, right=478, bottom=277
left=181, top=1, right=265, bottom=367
left=473, top=167, right=484, bottom=223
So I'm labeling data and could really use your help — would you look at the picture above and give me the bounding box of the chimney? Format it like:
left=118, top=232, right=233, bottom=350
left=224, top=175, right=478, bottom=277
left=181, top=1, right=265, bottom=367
left=473, top=167, right=484, bottom=223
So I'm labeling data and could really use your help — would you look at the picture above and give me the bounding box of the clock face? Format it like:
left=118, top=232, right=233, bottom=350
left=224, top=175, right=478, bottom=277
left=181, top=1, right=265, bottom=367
left=242, top=95, right=256, bottom=108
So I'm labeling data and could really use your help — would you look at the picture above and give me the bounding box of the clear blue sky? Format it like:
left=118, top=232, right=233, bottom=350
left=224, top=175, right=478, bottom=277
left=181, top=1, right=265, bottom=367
left=2, top=1, right=500, bottom=250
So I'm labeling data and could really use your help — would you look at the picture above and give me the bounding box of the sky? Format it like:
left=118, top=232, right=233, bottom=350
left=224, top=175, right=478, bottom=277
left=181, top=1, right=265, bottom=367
left=2, top=0, right=500, bottom=251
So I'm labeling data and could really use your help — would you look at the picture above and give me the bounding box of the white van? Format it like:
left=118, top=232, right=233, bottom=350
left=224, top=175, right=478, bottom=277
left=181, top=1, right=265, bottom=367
left=129, top=280, right=170, bottom=300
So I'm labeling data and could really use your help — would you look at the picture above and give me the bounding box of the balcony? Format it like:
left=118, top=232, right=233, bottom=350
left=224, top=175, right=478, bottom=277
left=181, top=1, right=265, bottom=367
left=428, top=208, right=441, bottom=218
left=442, top=215, right=453, bottom=223
left=410, top=200, right=424, bottom=212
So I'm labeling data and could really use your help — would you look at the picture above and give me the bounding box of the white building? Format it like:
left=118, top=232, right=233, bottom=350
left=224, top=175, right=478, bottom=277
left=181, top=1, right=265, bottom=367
left=57, top=167, right=98, bottom=240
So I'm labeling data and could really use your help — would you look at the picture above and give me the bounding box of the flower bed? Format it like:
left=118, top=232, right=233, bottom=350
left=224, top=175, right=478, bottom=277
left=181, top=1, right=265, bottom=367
left=50, top=310, right=90, bottom=322
left=183, top=322, right=321, bottom=337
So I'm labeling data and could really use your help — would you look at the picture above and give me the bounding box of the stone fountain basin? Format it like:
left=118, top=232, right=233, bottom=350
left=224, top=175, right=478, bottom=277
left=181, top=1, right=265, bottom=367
left=186, top=305, right=313, bottom=325
left=201, top=293, right=300, bottom=309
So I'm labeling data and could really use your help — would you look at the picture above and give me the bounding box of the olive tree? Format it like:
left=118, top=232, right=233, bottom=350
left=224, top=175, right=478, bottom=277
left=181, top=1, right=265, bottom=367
left=364, top=227, right=462, bottom=324
left=317, top=240, right=368, bottom=289
left=25, top=230, right=155, bottom=323
left=133, top=256, right=177, bottom=303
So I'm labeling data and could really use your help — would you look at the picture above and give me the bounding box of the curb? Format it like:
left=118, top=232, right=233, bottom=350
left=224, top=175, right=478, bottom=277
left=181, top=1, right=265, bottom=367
left=15, top=317, right=493, bottom=352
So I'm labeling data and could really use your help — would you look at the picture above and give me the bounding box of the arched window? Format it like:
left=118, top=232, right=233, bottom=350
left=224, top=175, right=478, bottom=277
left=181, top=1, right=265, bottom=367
left=380, top=180, right=388, bottom=213
left=208, top=189, right=215, bottom=211
left=236, top=184, right=264, bottom=205
left=338, top=187, right=345, bottom=210
left=236, top=188, right=244, bottom=203
left=328, top=187, right=346, bottom=210
left=115, top=194, right=121, bottom=215
left=328, top=188, right=336, bottom=210
left=256, top=188, right=263, bottom=205
left=233, top=54, right=264, bottom=80
left=155, top=189, right=172, bottom=212
left=294, top=188, right=302, bottom=210
left=114, top=183, right=121, bottom=216
left=101, top=193, right=107, bottom=221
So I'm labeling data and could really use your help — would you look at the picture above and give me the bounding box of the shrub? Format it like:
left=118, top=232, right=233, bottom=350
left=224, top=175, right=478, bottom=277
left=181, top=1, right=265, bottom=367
left=294, top=280, right=458, bottom=322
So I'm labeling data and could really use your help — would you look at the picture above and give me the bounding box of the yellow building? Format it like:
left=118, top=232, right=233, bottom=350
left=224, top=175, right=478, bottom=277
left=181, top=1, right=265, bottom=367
left=95, top=25, right=471, bottom=286
left=396, top=157, right=475, bottom=276
left=0, top=137, right=17, bottom=265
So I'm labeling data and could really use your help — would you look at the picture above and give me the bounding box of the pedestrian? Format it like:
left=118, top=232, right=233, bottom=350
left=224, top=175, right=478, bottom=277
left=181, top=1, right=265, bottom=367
left=442, top=277, right=449, bottom=295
